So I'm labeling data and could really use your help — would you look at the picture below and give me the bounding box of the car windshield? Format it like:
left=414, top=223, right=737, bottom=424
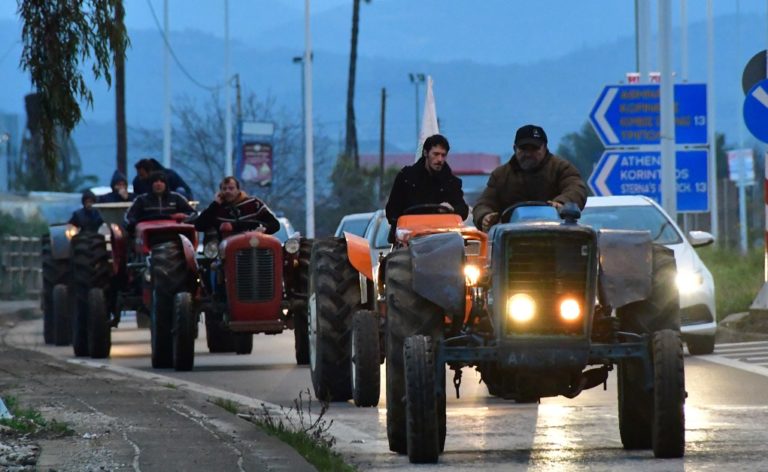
left=337, top=218, right=370, bottom=237
left=580, top=204, right=682, bottom=245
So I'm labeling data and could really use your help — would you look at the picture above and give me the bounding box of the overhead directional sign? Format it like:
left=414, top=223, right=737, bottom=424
left=744, top=78, right=768, bottom=143
left=589, top=83, right=708, bottom=147
left=588, top=149, right=709, bottom=212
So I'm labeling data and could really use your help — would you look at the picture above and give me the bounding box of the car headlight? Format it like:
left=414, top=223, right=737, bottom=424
left=464, top=264, right=480, bottom=286
left=65, top=224, right=80, bottom=240
left=284, top=237, right=300, bottom=254
left=559, top=298, right=581, bottom=321
left=507, top=293, right=535, bottom=322
left=676, top=269, right=704, bottom=294
left=203, top=240, right=219, bottom=258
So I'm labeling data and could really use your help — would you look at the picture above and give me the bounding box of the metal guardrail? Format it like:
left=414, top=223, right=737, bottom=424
left=0, top=235, right=41, bottom=298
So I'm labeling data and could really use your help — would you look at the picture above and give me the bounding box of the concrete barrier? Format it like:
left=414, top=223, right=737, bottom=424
left=0, top=235, right=41, bottom=298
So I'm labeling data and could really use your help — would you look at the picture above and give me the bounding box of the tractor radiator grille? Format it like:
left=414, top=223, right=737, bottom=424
left=235, top=248, right=274, bottom=302
left=505, top=235, right=591, bottom=335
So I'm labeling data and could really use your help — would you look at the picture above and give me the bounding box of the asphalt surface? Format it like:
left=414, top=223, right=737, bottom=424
left=0, top=301, right=316, bottom=472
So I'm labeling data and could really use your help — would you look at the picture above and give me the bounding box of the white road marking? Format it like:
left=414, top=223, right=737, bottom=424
left=699, top=341, right=768, bottom=378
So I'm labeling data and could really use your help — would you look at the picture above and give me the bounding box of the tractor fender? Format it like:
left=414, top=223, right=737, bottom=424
left=178, top=234, right=198, bottom=274
left=409, top=232, right=465, bottom=316
left=597, top=229, right=652, bottom=309
left=49, top=224, right=74, bottom=260
left=344, top=232, right=373, bottom=281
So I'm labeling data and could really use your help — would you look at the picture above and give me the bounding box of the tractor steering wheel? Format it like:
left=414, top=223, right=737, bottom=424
left=402, top=203, right=454, bottom=216
left=499, top=201, right=551, bottom=224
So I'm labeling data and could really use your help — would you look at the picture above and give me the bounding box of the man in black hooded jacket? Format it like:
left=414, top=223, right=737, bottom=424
left=99, top=170, right=135, bottom=203
left=68, top=190, right=104, bottom=232
left=133, top=158, right=193, bottom=199
left=125, top=171, right=195, bottom=232
left=384, top=134, right=469, bottom=243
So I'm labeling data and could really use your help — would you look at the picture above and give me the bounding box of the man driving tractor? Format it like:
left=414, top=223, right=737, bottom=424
left=193, top=176, right=279, bottom=236
left=124, top=171, right=195, bottom=232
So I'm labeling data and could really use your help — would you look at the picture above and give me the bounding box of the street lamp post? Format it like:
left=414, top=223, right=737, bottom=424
left=408, top=73, right=425, bottom=145
left=293, top=56, right=306, bottom=162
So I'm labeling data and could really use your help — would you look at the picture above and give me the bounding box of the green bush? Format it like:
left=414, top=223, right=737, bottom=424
left=698, top=245, right=764, bottom=320
left=0, top=211, right=49, bottom=238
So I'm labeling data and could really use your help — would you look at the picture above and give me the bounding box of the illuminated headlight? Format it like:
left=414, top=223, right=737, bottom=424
left=284, top=237, right=300, bottom=254
left=395, top=228, right=412, bottom=241
left=676, top=269, right=704, bottom=294
left=507, top=293, right=535, bottom=322
left=464, top=264, right=480, bottom=286
left=559, top=298, right=581, bottom=321
left=203, top=240, right=219, bottom=259
left=65, top=224, right=80, bottom=239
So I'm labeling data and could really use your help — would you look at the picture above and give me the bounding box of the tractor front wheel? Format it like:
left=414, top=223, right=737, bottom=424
left=173, top=292, right=196, bottom=371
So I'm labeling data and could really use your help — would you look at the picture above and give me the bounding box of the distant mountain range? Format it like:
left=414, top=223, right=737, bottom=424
left=0, top=8, right=766, bottom=186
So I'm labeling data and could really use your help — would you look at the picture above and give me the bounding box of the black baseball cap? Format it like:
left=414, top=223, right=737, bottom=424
left=514, top=124, right=548, bottom=147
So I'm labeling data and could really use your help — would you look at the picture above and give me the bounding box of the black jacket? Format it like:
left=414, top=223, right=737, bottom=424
left=68, top=208, right=104, bottom=232
left=124, top=190, right=195, bottom=231
left=99, top=170, right=135, bottom=203
left=132, top=159, right=193, bottom=199
left=194, top=192, right=280, bottom=236
left=385, top=157, right=469, bottom=242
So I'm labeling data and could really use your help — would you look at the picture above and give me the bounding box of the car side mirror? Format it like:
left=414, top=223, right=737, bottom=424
left=688, top=230, right=714, bottom=248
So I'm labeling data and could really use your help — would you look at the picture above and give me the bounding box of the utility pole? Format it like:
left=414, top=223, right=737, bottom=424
left=408, top=73, right=425, bottom=145
left=163, top=0, right=171, bottom=168
left=293, top=56, right=306, bottom=167
left=706, top=0, right=719, bottom=241
left=115, top=2, right=127, bottom=176
left=379, top=87, right=386, bottom=204
left=635, top=0, right=650, bottom=82
left=304, top=0, right=315, bottom=237
left=224, top=0, right=233, bottom=176
left=659, top=0, right=676, bottom=220
left=234, top=73, right=242, bottom=179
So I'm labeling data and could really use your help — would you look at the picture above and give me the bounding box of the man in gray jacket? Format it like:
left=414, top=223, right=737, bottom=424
left=473, top=124, right=588, bottom=232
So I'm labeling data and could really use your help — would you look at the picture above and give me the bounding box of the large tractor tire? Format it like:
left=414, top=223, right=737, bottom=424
left=308, top=238, right=360, bottom=402
left=173, top=292, right=196, bottom=371
left=617, top=245, right=680, bottom=334
left=651, top=329, right=686, bottom=458
left=87, top=288, right=111, bottom=359
left=351, top=309, right=380, bottom=407
left=617, top=355, right=653, bottom=449
left=404, top=334, right=444, bottom=464
left=71, top=232, right=111, bottom=357
left=52, top=284, right=72, bottom=346
left=234, top=333, right=253, bottom=355
left=150, top=240, right=187, bottom=369
left=293, top=238, right=314, bottom=365
left=41, top=235, right=68, bottom=345
left=385, top=248, right=445, bottom=455
left=136, top=309, right=151, bottom=329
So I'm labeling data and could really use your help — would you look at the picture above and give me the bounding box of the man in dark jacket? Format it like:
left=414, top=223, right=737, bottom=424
left=194, top=176, right=279, bottom=236
left=99, top=170, right=135, bottom=203
left=125, top=171, right=195, bottom=232
left=68, top=190, right=104, bottom=232
left=133, top=158, right=193, bottom=199
left=473, top=124, right=588, bottom=232
left=385, top=134, right=469, bottom=243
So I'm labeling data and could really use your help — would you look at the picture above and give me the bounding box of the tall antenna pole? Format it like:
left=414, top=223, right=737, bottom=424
left=163, top=0, right=171, bottom=167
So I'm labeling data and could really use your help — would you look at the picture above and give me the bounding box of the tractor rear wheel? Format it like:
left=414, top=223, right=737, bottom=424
left=87, top=288, right=111, bottom=359
left=293, top=238, right=314, bottom=365
left=173, top=292, right=196, bottom=371
left=308, top=238, right=359, bottom=402
left=385, top=248, right=444, bottom=454
left=617, top=355, right=653, bottom=449
left=405, top=335, right=443, bottom=464
left=71, top=232, right=110, bottom=357
left=351, top=309, right=380, bottom=407
left=52, top=284, right=72, bottom=346
left=41, top=235, right=68, bottom=344
left=150, top=240, right=186, bottom=368
left=651, top=329, right=686, bottom=458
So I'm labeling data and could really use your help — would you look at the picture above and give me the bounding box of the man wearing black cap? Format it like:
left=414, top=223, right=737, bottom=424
left=473, top=124, right=587, bottom=232
left=124, top=171, right=195, bottom=232
left=385, top=134, right=469, bottom=243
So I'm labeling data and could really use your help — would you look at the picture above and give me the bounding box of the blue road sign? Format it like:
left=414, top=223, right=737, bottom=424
left=744, top=78, right=768, bottom=143
left=589, top=83, right=708, bottom=147
left=588, top=149, right=709, bottom=212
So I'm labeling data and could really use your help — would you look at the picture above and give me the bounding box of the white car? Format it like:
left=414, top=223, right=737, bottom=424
left=581, top=195, right=717, bottom=355
left=334, top=212, right=375, bottom=238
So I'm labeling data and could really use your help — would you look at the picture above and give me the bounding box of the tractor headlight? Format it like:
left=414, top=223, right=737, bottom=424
left=203, top=240, right=219, bottom=259
left=507, top=293, right=535, bottom=323
left=464, top=264, right=480, bottom=286
left=676, top=269, right=704, bottom=294
left=559, top=298, right=581, bottom=321
left=284, top=237, right=300, bottom=254
left=65, top=224, right=80, bottom=240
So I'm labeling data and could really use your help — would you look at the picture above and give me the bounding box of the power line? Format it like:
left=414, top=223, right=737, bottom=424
left=144, top=0, right=225, bottom=92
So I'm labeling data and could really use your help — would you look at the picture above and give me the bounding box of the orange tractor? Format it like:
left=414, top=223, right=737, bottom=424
left=307, top=204, right=486, bottom=405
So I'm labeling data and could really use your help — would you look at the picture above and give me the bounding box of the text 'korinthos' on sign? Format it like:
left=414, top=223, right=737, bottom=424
left=588, top=150, right=709, bottom=212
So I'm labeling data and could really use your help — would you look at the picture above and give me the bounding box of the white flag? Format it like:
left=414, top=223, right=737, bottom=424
left=415, top=75, right=439, bottom=161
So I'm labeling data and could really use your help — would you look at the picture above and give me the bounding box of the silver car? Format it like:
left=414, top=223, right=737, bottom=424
left=581, top=195, right=717, bottom=355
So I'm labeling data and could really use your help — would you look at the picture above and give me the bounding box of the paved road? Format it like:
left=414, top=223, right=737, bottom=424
left=10, top=315, right=768, bottom=471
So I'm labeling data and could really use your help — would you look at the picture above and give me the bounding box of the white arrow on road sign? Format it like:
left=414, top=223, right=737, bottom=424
left=594, top=153, right=619, bottom=195
left=594, top=87, right=620, bottom=145
left=752, top=85, right=768, bottom=108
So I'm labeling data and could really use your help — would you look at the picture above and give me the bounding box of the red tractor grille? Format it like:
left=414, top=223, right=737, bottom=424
left=235, top=248, right=275, bottom=302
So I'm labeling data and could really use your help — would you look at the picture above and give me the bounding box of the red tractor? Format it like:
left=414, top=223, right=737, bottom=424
left=196, top=220, right=313, bottom=365
left=67, top=203, right=199, bottom=370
